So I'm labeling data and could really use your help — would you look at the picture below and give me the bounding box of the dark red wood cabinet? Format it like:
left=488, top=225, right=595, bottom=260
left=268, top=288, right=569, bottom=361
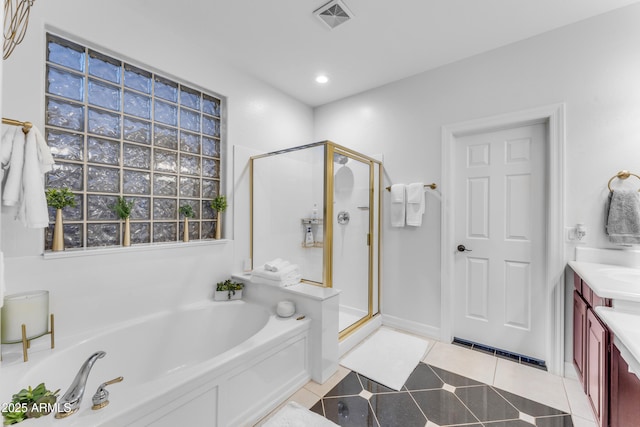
left=573, top=290, right=587, bottom=387
left=610, top=344, right=640, bottom=427
left=573, top=272, right=610, bottom=427
left=586, top=308, right=608, bottom=427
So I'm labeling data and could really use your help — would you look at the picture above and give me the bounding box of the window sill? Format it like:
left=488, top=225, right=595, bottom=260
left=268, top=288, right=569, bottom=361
left=42, top=239, right=230, bottom=260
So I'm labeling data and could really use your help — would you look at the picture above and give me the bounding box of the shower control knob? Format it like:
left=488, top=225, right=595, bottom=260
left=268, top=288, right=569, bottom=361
left=457, top=244, right=471, bottom=252
left=337, top=211, right=350, bottom=225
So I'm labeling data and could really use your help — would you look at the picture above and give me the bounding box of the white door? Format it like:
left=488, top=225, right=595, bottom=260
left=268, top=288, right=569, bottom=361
left=453, top=123, right=546, bottom=360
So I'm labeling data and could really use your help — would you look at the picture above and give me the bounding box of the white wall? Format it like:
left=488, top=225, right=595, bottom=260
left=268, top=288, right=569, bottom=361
left=0, top=0, right=313, bottom=341
left=314, top=4, right=640, bottom=355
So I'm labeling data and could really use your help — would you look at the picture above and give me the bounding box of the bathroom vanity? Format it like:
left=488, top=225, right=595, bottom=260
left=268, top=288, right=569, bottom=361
left=569, top=260, right=640, bottom=427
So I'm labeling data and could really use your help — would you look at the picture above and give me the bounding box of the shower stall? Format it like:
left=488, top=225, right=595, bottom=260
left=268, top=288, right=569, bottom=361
left=250, top=141, right=381, bottom=338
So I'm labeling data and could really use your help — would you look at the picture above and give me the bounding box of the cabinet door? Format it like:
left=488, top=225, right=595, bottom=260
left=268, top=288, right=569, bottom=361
left=610, top=344, right=640, bottom=427
left=573, top=291, right=587, bottom=388
left=586, top=309, right=609, bottom=427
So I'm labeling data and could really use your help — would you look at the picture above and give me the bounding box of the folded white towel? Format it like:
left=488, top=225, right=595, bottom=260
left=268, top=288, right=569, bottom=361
left=252, top=263, right=300, bottom=280
left=264, top=258, right=283, bottom=271
left=263, top=402, right=339, bottom=427
left=406, top=182, right=425, bottom=227
left=251, top=274, right=302, bottom=288
left=265, top=258, right=290, bottom=272
left=606, top=190, right=640, bottom=244
left=390, top=184, right=406, bottom=227
left=18, top=128, right=53, bottom=228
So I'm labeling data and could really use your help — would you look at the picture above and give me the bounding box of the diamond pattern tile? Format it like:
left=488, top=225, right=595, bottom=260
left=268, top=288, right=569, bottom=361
left=311, top=362, right=573, bottom=427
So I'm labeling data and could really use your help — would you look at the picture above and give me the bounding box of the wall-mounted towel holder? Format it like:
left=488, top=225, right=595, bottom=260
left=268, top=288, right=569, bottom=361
left=385, top=183, right=437, bottom=192
left=2, top=117, right=32, bottom=134
left=607, top=170, right=640, bottom=192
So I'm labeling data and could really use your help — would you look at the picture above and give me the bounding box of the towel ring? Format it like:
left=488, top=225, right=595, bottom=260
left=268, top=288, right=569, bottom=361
left=607, top=170, right=640, bottom=192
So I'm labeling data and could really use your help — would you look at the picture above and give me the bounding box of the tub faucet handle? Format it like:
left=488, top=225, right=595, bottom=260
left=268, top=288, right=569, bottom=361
left=91, top=376, right=124, bottom=410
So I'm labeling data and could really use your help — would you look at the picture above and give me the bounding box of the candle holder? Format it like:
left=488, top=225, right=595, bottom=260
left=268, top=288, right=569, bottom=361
left=1, top=291, right=55, bottom=362
left=13, top=314, right=56, bottom=362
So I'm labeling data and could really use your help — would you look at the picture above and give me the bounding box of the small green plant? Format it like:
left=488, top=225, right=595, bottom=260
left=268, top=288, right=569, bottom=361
left=210, top=195, right=228, bottom=213
left=2, top=383, right=59, bottom=425
left=45, top=188, right=76, bottom=210
left=112, top=197, right=134, bottom=220
left=216, top=279, right=244, bottom=299
left=179, top=204, right=195, bottom=219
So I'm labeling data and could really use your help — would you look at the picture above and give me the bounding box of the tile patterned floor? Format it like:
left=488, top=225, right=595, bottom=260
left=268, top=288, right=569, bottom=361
left=254, top=340, right=596, bottom=427
left=309, top=362, right=573, bottom=427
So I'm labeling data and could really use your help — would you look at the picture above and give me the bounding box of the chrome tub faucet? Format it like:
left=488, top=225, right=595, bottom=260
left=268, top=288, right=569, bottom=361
left=55, top=351, right=106, bottom=419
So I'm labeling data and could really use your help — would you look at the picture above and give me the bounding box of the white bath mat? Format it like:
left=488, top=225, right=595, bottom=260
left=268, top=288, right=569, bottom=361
left=263, top=402, right=338, bottom=427
left=340, top=327, right=430, bottom=391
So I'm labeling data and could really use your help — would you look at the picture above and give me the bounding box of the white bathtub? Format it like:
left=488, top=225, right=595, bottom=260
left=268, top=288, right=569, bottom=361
left=0, top=299, right=311, bottom=427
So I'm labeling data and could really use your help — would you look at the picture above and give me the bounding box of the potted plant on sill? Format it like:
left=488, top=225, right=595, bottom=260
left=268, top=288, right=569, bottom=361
left=112, top=197, right=134, bottom=247
left=45, top=187, right=76, bottom=251
left=210, top=195, right=227, bottom=240
left=179, top=204, right=195, bottom=242
left=214, top=279, right=244, bottom=301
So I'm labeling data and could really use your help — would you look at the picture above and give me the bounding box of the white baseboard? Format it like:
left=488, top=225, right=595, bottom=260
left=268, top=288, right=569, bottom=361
left=339, top=315, right=382, bottom=357
left=381, top=314, right=441, bottom=341
left=564, top=362, right=579, bottom=380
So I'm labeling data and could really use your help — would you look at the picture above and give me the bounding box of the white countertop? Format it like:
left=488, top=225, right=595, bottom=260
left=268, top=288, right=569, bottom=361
left=568, top=261, right=640, bottom=302
left=595, top=307, right=640, bottom=378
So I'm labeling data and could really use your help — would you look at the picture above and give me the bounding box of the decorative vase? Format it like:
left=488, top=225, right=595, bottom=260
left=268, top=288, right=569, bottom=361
left=123, top=217, right=131, bottom=247
left=183, top=217, right=190, bottom=242
left=52, top=208, right=64, bottom=251
left=215, top=211, right=222, bottom=239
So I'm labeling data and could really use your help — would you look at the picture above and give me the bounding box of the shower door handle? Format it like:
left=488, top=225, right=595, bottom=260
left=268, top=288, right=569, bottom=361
left=457, top=244, right=472, bottom=252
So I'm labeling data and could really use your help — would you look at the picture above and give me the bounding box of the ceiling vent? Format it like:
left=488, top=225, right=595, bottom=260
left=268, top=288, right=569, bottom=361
left=314, top=0, right=354, bottom=30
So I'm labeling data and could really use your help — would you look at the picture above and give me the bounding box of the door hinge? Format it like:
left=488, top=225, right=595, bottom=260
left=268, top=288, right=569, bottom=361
left=367, top=233, right=371, bottom=246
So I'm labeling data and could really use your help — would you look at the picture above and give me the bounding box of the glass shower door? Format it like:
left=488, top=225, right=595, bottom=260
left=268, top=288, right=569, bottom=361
left=331, top=149, right=372, bottom=334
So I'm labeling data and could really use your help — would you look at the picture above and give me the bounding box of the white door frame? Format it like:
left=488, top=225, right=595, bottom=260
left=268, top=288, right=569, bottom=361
left=441, top=103, right=566, bottom=375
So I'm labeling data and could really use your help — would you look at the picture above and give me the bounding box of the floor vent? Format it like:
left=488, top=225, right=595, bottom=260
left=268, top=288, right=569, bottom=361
left=314, top=0, right=354, bottom=30
left=453, top=337, right=547, bottom=371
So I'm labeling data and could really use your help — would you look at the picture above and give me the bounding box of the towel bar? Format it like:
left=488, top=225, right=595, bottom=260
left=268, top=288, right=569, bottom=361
left=2, top=117, right=32, bottom=134
left=607, top=170, right=640, bottom=192
left=385, top=183, right=437, bottom=192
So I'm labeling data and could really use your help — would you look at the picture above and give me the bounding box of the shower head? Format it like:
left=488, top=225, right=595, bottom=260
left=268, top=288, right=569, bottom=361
left=334, top=153, right=349, bottom=165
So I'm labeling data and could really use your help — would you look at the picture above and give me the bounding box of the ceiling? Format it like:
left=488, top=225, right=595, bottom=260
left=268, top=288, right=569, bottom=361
left=144, top=0, right=640, bottom=107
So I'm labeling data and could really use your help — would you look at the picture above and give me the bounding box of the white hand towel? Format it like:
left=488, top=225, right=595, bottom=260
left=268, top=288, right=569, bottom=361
left=17, top=127, right=53, bottom=228
left=606, top=190, right=640, bottom=244
left=34, top=127, right=55, bottom=174
left=390, top=184, right=406, bottom=227
left=1, top=126, right=17, bottom=172
left=3, top=127, right=25, bottom=206
left=406, top=182, right=425, bottom=227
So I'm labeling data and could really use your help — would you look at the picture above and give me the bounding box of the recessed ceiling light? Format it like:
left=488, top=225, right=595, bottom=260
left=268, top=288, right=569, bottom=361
left=315, top=75, right=329, bottom=84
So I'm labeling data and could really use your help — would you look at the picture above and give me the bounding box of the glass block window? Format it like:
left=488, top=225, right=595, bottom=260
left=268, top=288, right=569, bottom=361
left=44, top=34, right=222, bottom=249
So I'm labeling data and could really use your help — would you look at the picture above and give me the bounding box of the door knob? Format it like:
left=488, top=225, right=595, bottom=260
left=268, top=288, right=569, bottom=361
left=457, top=244, right=472, bottom=252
